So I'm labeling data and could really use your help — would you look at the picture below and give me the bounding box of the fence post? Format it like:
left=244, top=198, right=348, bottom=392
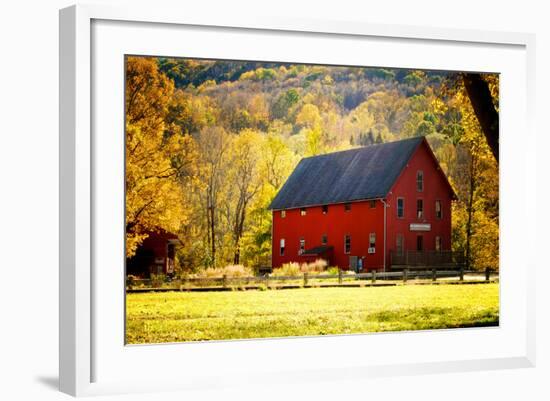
left=485, top=267, right=490, bottom=281
left=222, top=274, right=227, bottom=288
left=338, top=269, right=343, bottom=285
left=403, top=268, right=408, bottom=283
left=371, top=270, right=376, bottom=284
left=304, top=272, right=309, bottom=286
left=265, top=273, right=269, bottom=288
left=432, top=268, right=437, bottom=282
left=459, top=268, right=464, bottom=281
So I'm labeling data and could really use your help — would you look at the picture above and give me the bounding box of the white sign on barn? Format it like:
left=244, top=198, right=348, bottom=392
left=409, top=223, right=431, bottom=232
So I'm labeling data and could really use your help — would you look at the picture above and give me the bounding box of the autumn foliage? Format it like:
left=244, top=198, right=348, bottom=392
left=125, top=56, right=499, bottom=271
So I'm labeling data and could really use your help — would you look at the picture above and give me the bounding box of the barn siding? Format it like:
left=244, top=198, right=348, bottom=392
left=272, top=200, right=385, bottom=270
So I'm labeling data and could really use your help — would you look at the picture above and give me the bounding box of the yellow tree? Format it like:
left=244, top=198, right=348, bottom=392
left=226, top=129, right=265, bottom=264
left=125, top=56, right=197, bottom=258
left=295, top=103, right=329, bottom=156
left=295, top=103, right=322, bottom=129
left=194, top=126, right=232, bottom=266
left=455, top=89, right=498, bottom=270
left=433, top=80, right=499, bottom=270
left=261, top=133, right=297, bottom=189
left=343, top=101, right=376, bottom=145
left=240, top=133, right=297, bottom=269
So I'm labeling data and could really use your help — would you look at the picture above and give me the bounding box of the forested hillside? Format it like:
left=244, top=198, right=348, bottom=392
left=125, top=56, right=499, bottom=272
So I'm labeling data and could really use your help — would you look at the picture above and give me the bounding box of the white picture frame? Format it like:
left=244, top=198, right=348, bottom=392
left=59, top=4, right=536, bottom=397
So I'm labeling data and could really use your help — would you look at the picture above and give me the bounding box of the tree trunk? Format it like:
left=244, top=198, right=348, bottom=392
left=210, top=203, right=216, bottom=266
left=233, top=248, right=240, bottom=265
left=462, top=73, right=499, bottom=163
left=206, top=187, right=216, bottom=267
left=465, top=155, right=476, bottom=269
left=232, top=200, right=248, bottom=265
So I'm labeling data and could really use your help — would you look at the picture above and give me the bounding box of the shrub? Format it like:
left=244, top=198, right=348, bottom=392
left=301, top=259, right=328, bottom=273
left=327, top=267, right=339, bottom=276
left=270, top=262, right=301, bottom=277
left=224, top=265, right=253, bottom=277
left=174, top=270, right=190, bottom=281
left=150, top=273, right=166, bottom=288
left=271, top=259, right=329, bottom=277
left=196, top=265, right=253, bottom=278
left=126, top=274, right=139, bottom=289
left=344, top=269, right=356, bottom=275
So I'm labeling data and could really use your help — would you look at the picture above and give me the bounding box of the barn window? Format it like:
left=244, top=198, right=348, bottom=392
left=344, top=235, right=351, bottom=254
left=299, top=238, right=305, bottom=255
left=369, top=233, right=376, bottom=248
left=344, top=203, right=352, bottom=212
left=417, top=199, right=424, bottom=219
left=280, top=239, right=285, bottom=256
left=416, top=170, right=424, bottom=192
left=322, top=205, right=328, bottom=214
left=322, top=234, right=328, bottom=245
left=300, top=208, right=307, bottom=216
left=369, top=200, right=376, bottom=208
left=435, top=236, right=442, bottom=251
left=417, top=235, right=424, bottom=251
left=281, top=210, right=286, bottom=218
left=435, top=200, right=442, bottom=219
left=396, top=234, right=404, bottom=255
left=397, top=198, right=404, bottom=218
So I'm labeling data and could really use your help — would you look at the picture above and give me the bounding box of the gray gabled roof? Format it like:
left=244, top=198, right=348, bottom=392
left=269, top=136, right=425, bottom=210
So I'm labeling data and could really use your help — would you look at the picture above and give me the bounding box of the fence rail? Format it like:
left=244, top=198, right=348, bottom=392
left=127, top=267, right=497, bottom=292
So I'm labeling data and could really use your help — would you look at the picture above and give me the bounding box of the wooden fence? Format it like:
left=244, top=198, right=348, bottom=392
left=390, top=250, right=465, bottom=269
left=127, top=267, right=498, bottom=292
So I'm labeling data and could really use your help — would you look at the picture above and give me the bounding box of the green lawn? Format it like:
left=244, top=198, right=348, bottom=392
left=126, top=283, right=499, bottom=344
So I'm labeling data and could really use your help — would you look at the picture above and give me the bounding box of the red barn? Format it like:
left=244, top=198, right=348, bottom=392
left=269, top=137, right=457, bottom=272
left=126, top=229, right=181, bottom=277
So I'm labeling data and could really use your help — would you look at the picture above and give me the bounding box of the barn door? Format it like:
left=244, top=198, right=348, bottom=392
left=166, top=243, right=175, bottom=274
left=349, top=256, right=358, bottom=272
left=416, top=235, right=424, bottom=251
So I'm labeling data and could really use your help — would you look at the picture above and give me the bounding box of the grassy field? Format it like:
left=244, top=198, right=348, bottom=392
left=126, top=283, right=499, bottom=344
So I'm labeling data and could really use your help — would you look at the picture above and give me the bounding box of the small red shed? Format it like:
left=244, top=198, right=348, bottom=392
left=269, top=137, right=456, bottom=272
left=126, top=229, right=181, bottom=277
